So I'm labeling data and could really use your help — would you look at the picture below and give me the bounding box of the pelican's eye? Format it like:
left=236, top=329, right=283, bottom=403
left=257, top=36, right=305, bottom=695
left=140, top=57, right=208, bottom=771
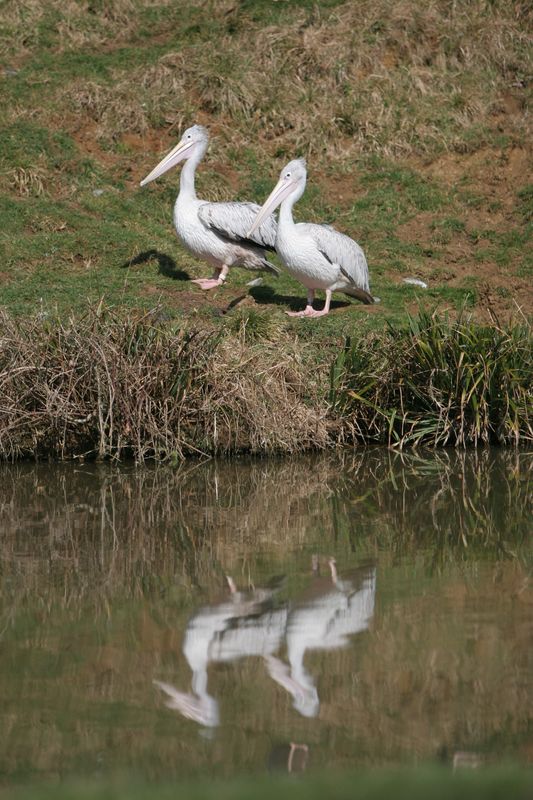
left=187, top=134, right=192, bottom=140
left=285, top=171, right=291, bottom=179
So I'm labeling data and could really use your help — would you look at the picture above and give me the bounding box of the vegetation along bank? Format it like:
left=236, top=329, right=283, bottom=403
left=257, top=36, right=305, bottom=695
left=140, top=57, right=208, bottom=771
left=0, top=0, right=531, bottom=459
left=0, top=307, right=530, bottom=461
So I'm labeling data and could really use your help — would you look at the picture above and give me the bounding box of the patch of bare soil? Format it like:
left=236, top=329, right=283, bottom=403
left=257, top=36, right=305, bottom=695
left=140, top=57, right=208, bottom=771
left=398, top=145, right=533, bottom=321
left=423, top=146, right=530, bottom=212
left=141, top=284, right=252, bottom=318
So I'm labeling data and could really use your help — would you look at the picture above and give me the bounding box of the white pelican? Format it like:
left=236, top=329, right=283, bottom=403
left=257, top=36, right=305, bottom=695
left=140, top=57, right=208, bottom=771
left=140, top=125, right=278, bottom=289
left=248, top=159, right=375, bottom=317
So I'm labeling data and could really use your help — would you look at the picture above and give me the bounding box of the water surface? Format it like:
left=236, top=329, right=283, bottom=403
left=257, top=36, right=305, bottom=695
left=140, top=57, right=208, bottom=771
left=0, top=449, right=531, bottom=785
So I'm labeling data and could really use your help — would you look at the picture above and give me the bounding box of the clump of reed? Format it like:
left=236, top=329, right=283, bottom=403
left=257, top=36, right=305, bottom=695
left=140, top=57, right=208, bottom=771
left=0, top=307, right=531, bottom=462
left=0, top=306, right=328, bottom=462
left=331, top=310, right=532, bottom=448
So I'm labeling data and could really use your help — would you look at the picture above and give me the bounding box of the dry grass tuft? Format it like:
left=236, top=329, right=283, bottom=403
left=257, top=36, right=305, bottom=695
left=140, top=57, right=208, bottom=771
left=0, top=306, right=329, bottom=462
left=8, top=165, right=46, bottom=196
left=65, top=80, right=152, bottom=137
left=199, top=334, right=329, bottom=454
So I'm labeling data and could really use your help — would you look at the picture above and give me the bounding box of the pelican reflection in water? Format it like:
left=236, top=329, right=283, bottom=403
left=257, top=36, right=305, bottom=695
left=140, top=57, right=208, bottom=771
left=154, top=575, right=287, bottom=728
left=154, top=560, right=376, bottom=727
left=266, top=559, right=376, bottom=718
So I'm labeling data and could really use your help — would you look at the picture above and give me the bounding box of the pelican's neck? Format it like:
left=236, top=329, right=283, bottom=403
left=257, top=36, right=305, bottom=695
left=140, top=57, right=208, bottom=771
left=192, top=667, right=209, bottom=697
left=178, top=144, right=206, bottom=201
left=279, top=195, right=298, bottom=231
left=179, top=157, right=198, bottom=200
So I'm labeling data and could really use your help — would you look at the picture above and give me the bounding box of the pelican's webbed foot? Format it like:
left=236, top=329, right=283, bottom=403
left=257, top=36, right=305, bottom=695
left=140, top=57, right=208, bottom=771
left=190, top=277, right=224, bottom=290
left=191, top=264, right=229, bottom=291
left=286, top=305, right=329, bottom=318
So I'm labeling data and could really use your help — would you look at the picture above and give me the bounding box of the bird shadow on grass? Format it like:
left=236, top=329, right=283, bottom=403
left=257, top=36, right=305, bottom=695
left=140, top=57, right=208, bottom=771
left=250, top=284, right=350, bottom=312
left=121, top=249, right=190, bottom=281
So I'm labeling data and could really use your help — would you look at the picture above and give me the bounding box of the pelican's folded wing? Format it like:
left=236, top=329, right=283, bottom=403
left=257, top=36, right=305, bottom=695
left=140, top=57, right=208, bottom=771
left=303, top=223, right=370, bottom=291
left=198, top=201, right=277, bottom=251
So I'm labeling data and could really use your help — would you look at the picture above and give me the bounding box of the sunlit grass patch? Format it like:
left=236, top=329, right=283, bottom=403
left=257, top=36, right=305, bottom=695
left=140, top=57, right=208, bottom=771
left=0, top=0, right=530, bottom=328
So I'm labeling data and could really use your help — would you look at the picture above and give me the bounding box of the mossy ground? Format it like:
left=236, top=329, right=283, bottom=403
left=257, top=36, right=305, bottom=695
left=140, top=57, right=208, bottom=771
left=0, top=0, right=531, bottom=339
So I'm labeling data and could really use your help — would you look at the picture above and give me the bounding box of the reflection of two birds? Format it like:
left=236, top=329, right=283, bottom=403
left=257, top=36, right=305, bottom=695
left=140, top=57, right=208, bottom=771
left=154, top=558, right=376, bottom=729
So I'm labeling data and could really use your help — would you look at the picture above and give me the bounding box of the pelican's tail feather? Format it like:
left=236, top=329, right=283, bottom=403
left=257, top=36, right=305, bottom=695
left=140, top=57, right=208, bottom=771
left=342, top=287, right=375, bottom=304
left=259, top=259, right=280, bottom=276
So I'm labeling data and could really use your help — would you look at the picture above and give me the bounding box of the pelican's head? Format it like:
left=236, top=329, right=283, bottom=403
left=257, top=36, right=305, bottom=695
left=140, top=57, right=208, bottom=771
left=247, top=158, right=307, bottom=236
left=140, top=124, right=209, bottom=187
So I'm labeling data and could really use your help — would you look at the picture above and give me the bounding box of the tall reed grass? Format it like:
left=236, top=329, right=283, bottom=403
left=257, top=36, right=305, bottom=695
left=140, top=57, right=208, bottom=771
left=0, top=307, right=328, bottom=461
left=331, top=310, right=532, bottom=447
left=0, top=308, right=531, bottom=461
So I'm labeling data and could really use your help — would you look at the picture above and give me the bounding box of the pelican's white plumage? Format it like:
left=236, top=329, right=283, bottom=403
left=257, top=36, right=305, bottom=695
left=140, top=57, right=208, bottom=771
left=249, top=158, right=375, bottom=317
left=140, top=125, right=278, bottom=290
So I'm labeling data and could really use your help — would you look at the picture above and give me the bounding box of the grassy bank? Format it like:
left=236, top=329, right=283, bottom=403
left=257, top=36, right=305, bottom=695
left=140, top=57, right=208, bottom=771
left=0, top=0, right=531, bottom=329
left=0, top=307, right=530, bottom=461
left=1, top=1, right=531, bottom=459
left=5, top=767, right=533, bottom=800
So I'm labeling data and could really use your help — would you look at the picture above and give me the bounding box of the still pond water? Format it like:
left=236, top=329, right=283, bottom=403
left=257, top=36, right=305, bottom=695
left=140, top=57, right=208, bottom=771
left=0, top=448, right=531, bottom=786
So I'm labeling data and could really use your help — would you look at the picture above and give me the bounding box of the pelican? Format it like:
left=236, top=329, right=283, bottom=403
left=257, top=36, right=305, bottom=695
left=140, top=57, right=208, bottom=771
left=140, top=125, right=278, bottom=289
left=248, top=159, right=375, bottom=317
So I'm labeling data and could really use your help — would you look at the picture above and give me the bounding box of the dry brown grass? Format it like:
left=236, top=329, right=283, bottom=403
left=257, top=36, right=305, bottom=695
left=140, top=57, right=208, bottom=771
left=7, top=165, right=46, bottom=196
left=0, top=306, right=330, bottom=462
left=0, top=0, right=138, bottom=57
left=0, top=305, right=530, bottom=462
left=53, top=0, right=531, bottom=158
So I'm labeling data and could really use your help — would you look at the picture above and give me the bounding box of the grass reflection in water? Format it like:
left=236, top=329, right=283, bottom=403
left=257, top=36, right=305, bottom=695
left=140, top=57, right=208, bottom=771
left=0, top=449, right=531, bottom=785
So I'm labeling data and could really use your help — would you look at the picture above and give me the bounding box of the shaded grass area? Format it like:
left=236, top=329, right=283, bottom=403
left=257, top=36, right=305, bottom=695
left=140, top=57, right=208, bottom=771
left=4, top=767, right=533, bottom=800
left=0, top=307, right=530, bottom=461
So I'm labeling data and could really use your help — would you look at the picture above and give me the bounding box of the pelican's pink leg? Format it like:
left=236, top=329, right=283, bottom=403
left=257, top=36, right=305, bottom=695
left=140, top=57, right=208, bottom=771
left=191, top=264, right=229, bottom=290
left=286, top=289, right=332, bottom=318
left=286, top=289, right=316, bottom=317
left=305, top=289, right=332, bottom=318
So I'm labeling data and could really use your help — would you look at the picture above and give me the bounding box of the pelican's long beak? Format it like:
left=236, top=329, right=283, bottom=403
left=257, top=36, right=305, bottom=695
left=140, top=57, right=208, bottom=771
left=247, top=178, right=298, bottom=236
left=140, top=139, right=195, bottom=186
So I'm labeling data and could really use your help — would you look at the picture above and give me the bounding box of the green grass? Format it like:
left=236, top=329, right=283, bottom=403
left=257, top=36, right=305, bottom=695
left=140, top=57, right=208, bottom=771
left=0, top=0, right=530, bottom=333
left=0, top=141, right=523, bottom=327
left=331, top=310, right=532, bottom=447
left=4, top=767, right=533, bottom=800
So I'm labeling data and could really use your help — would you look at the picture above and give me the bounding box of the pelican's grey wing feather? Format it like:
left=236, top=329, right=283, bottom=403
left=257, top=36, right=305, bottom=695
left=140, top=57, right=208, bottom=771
left=301, top=222, right=370, bottom=291
left=198, top=202, right=277, bottom=251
